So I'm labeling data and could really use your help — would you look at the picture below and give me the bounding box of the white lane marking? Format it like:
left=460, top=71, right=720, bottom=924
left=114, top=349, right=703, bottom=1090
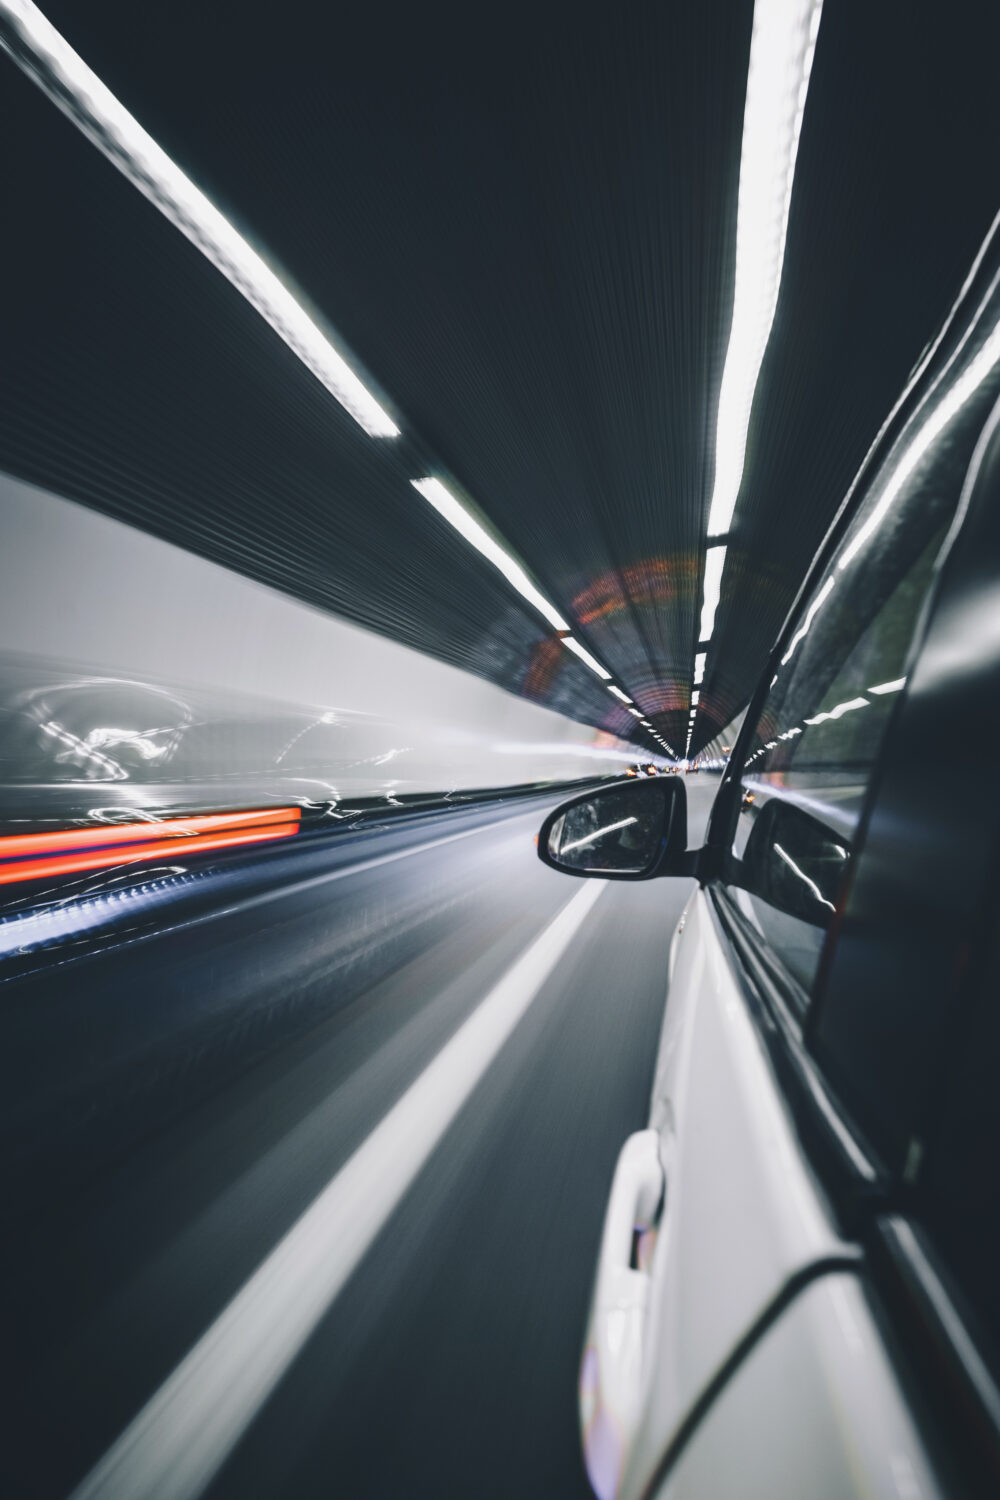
left=71, top=878, right=608, bottom=1500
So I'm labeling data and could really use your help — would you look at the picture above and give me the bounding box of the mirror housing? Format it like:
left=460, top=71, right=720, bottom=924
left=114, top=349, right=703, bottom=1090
left=537, top=778, right=690, bottom=880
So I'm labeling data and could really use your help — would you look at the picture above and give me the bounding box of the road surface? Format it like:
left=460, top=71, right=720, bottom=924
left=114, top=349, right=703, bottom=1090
left=0, top=781, right=716, bottom=1500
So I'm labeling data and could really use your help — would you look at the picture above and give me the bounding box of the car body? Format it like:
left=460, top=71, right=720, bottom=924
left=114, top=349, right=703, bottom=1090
left=540, top=213, right=1000, bottom=1498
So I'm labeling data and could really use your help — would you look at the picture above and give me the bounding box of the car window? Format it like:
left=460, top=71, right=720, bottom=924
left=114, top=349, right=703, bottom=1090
left=724, top=448, right=962, bottom=999
left=719, top=249, right=1000, bottom=1004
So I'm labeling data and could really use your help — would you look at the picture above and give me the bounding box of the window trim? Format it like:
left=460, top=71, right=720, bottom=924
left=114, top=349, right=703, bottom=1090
left=705, top=884, right=881, bottom=1222
left=706, top=209, right=1000, bottom=857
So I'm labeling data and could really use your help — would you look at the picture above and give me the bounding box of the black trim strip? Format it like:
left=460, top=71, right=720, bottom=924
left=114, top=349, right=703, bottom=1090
left=706, top=884, right=881, bottom=1220
left=867, top=1217, right=1000, bottom=1491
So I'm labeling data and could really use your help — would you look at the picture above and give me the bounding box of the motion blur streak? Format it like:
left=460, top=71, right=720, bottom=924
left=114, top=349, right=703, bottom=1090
left=0, top=819, right=301, bottom=885
left=0, top=2, right=399, bottom=437
left=695, top=0, right=823, bottom=744
left=69, top=881, right=607, bottom=1500
left=0, top=808, right=302, bottom=886
left=411, top=478, right=571, bottom=635
left=0, top=478, right=641, bottom=792
left=0, top=814, right=495, bottom=961
left=704, top=0, right=823, bottom=542
left=0, top=808, right=301, bottom=858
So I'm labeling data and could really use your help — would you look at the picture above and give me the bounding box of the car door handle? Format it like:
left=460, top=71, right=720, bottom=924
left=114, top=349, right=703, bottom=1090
left=580, top=1129, right=665, bottom=1500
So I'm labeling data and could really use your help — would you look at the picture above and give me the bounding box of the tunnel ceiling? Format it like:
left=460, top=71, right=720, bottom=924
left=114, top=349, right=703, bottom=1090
left=3, top=2, right=1000, bottom=755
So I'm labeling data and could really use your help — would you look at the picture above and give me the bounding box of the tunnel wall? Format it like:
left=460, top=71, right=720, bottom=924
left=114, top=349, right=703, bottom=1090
left=0, top=473, right=648, bottom=811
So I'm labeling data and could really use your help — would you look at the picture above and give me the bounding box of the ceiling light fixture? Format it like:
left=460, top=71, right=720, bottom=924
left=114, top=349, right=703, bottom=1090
left=413, top=479, right=623, bottom=686
left=608, top=686, right=633, bottom=704
left=412, top=479, right=570, bottom=633
left=560, top=636, right=613, bottom=681
left=705, top=0, right=823, bottom=539
left=694, top=0, right=823, bottom=667
left=803, top=695, right=869, bottom=726
left=838, top=317, right=1000, bottom=572
left=780, top=574, right=835, bottom=666
left=0, top=1, right=400, bottom=438
left=698, top=545, right=728, bottom=644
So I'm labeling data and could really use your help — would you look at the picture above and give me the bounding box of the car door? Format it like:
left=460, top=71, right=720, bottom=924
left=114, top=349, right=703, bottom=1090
left=646, top=381, right=1000, bottom=1500
left=581, top=226, right=1000, bottom=1500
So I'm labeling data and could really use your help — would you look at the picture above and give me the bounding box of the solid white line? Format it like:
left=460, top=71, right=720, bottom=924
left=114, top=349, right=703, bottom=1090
left=71, top=878, right=608, bottom=1500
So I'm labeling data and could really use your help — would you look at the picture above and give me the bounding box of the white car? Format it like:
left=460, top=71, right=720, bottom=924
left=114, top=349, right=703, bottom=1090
left=538, top=215, right=1000, bottom=1499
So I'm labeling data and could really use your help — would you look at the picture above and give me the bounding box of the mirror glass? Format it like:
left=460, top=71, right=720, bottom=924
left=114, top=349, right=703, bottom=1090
left=546, top=782, right=668, bottom=874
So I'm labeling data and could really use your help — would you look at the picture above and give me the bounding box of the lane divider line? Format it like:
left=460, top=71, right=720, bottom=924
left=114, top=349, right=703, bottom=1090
left=70, top=878, right=608, bottom=1500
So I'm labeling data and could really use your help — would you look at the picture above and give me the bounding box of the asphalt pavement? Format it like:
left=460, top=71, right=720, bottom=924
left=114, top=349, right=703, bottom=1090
left=0, top=780, right=716, bottom=1500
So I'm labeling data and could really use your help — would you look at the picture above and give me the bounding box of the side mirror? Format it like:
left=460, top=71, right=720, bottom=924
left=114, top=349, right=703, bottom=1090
left=741, top=795, right=849, bottom=926
left=538, top=778, right=688, bottom=880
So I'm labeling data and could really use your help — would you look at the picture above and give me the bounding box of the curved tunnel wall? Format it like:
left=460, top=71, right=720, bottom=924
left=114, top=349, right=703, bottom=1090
left=0, top=473, right=652, bottom=818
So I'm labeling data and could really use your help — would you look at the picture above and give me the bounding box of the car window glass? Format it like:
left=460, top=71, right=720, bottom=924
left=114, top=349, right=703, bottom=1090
left=726, top=476, right=954, bottom=999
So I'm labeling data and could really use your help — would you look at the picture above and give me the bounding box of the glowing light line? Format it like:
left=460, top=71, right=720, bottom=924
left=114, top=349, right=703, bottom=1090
left=0, top=2, right=399, bottom=437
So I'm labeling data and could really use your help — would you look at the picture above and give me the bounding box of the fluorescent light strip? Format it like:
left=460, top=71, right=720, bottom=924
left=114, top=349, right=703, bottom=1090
left=698, top=545, right=728, bottom=643
left=693, top=652, right=707, bottom=687
left=608, top=686, right=633, bottom=704
left=838, top=317, right=1000, bottom=571
left=413, top=480, right=622, bottom=689
left=412, top=479, right=569, bottom=633
left=743, top=248, right=1000, bottom=681
left=0, top=2, right=399, bottom=438
left=705, top=0, right=823, bottom=538
left=1, top=1, right=645, bottom=713
left=694, top=0, right=823, bottom=683
left=780, top=573, right=834, bottom=666
left=561, top=636, right=612, bottom=681
left=562, top=817, right=637, bottom=854
left=774, top=843, right=834, bottom=911
left=803, top=695, right=868, bottom=726
left=869, top=678, right=906, bottom=695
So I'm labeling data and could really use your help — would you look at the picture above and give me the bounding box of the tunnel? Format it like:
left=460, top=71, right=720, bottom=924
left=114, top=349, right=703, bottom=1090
left=2, top=4, right=1000, bottom=1498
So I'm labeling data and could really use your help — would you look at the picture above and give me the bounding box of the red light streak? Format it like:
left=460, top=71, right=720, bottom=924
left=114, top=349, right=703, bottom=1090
left=0, top=808, right=302, bottom=886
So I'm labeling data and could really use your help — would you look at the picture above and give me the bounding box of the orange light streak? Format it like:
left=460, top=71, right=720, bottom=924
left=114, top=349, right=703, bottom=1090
left=0, top=806, right=300, bottom=859
left=0, top=809, right=301, bottom=886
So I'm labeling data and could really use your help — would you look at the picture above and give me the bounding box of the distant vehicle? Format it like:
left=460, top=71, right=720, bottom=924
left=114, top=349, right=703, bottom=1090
left=536, top=217, right=1000, bottom=1498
